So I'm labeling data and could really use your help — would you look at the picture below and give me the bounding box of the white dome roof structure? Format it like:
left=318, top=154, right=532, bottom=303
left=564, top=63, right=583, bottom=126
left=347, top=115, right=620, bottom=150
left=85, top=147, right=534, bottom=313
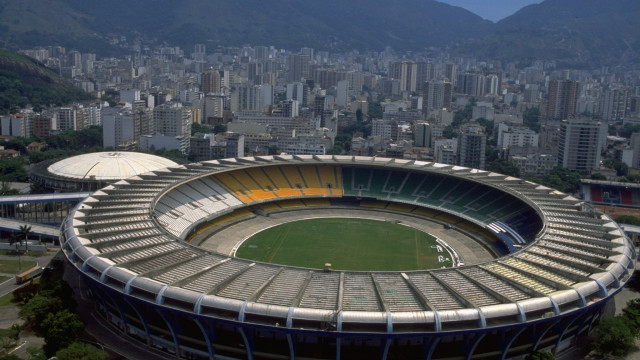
left=47, top=152, right=178, bottom=181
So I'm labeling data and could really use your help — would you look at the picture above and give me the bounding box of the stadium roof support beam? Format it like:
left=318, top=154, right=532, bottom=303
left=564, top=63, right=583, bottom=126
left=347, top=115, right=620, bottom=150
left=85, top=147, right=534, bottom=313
left=454, top=269, right=517, bottom=304
left=171, top=258, right=230, bottom=287
left=336, top=273, right=345, bottom=311
left=107, top=245, right=181, bottom=269
left=541, top=237, right=621, bottom=256
left=431, top=273, right=481, bottom=309
left=535, top=243, right=615, bottom=268
left=370, top=274, right=391, bottom=312
left=85, top=233, right=164, bottom=251
left=495, top=261, right=572, bottom=292
left=290, top=271, right=314, bottom=307
left=138, top=254, right=208, bottom=279
left=399, top=273, right=436, bottom=312
left=514, top=257, right=589, bottom=284
left=209, top=263, right=255, bottom=295
left=248, top=268, right=283, bottom=302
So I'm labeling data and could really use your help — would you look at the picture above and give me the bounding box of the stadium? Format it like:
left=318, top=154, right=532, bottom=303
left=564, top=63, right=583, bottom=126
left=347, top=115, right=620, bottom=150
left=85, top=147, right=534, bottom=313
left=60, top=155, right=635, bottom=360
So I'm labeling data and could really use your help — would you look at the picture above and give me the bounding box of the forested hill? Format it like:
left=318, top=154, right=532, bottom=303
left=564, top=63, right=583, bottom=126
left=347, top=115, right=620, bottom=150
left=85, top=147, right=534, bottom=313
left=0, top=48, right=92, bottom=114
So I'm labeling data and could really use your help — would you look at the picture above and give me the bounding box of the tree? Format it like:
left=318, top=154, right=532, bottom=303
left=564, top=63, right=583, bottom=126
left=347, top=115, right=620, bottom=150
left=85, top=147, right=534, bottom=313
left=26, top=346, right=47, bottom=360
left=590, top=315, right=637, bottom=357
left=622, top=298, right=640, bottom=333
left=18, top=224, right=32, bottom=244
left=268, top=145, right=280, bottom=155
left=603, top=158, right=628, bottom=176
left=535, top=167, right=585, bottom=194
left=526, top=350, right=556, bottom=360
left=486, top=159, right=521, bottom=177
left=356, top=109, right=363, bottom=123
left=614, top=215, right=640, bottom=226
left=19, top=294, right=64, bottom=330
left=0, top=324, right=20, bottom=353
left=367, top=99, right=383, bottom=119
left=191, top=122, right=212, bottom=135
left=55, top=342, right=108, bottom=360
left=0, top=355, right=22, bottom=360
left=0, top=157, right=28, bottom=182
left=523, top=108, right=541, bottom=133
left=41, top=310, right=84, bottom=356
left=213, top=124, right=227, bottom=134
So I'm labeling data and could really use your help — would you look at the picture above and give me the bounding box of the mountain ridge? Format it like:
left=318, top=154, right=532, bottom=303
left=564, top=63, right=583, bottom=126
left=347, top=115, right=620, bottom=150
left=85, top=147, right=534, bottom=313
left=0, top=0, right=636, bottom=67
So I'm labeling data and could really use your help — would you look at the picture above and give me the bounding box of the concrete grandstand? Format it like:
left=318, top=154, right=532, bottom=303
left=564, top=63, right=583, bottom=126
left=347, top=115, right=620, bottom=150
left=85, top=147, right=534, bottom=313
left=61, top=155, right=635, bottom=360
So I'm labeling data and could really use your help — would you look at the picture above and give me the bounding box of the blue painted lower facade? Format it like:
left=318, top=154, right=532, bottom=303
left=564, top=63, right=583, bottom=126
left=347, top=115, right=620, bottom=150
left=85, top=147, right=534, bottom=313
left=75, top=266, right=609, bottom=360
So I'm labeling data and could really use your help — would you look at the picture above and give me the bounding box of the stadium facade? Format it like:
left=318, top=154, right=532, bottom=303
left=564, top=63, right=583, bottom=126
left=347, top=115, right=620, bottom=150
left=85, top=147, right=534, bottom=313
left=60, top=155, right=635, bottom=360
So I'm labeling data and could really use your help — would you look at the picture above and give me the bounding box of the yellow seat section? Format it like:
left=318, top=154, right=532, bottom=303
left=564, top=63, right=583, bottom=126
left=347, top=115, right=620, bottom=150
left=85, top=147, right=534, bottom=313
left=212, top=172, right=253, bottom=203
left=281, top=166, right=305, bottom=189
left=318, top=165, right=342, bottom=195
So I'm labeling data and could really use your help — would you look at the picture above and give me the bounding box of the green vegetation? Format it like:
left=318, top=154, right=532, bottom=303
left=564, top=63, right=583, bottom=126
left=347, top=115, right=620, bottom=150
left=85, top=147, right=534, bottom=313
left=0, top=290, right=15, bottom=307
left=526, top=350, right=556, bottom=360
left=0, top=324, right=21, bottom=355
left=55, top=342, right=108, bottom=360
left=530, top=167, right=586, bottom=194
left=367, top=99, right=383, bottom=119
left=619, top=123, right=640, bottom=138
left=590, top=298, right=640, bottom=357
left=28, top=126, right=103, bottom=165
left=603, top=158, right=629, bottom=177
left=523, top=108, right=540, bottom=133
left=614, top=215, right=640, bottom=225
left=0, top=259, right=37, bottom=274
left=0, top=157, right=28, bottom=183
left=13, top=259, right=86, bottom=357
left=486, top=159, right=520, bottom=177
left=0, top=48, right=92, bottom=114
left=236, top=218, right=453, bottom=271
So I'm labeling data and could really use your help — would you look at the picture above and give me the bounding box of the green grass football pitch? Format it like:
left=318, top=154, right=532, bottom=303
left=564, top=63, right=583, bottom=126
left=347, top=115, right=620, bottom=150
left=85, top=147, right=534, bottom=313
left=235, top=218, right=454, bottom=271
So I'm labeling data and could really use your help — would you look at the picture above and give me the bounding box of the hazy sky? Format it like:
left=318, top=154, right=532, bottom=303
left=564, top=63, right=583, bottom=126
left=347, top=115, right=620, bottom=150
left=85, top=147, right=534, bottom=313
left=437, top=0, right=543, bottom=22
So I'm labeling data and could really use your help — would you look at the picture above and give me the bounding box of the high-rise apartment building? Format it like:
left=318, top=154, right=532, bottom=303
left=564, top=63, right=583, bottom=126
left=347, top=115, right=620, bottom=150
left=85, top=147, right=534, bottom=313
left=600, top=88, right=629, bottom=121
left=33, top=116, right=52, bottom=139
left=457, top=123, right=486, bottom=169
left=391, top=61, right=417, bottom=92
left=414, top=122, right=431, bottom=148
left=102, top=109, right=137, bottom=149
left=153, top=103, right=191, bottom=138
left=547, top=79, right=578, bottom=120
left=56, top=107, right=76, bottom=131
left=557, top=118, right=602, bottom=173
left=422, top=81, right=452, bottom=113
left=456, top=72, right=486, bottom=97
left=200, top=70, right=222, bottom=94
left=444, top=63, right=457, bottom=86
left=288, top=54, right=310, bottom=82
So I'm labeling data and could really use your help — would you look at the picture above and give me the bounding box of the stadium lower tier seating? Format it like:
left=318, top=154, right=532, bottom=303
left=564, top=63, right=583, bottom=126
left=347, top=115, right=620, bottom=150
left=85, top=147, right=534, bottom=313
left=341, top=166, right=537, bottom=242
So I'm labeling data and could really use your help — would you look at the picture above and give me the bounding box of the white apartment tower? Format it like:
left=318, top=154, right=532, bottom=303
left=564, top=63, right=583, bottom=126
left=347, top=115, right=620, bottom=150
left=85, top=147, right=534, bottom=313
left=557, top=118, right=602, bottom=173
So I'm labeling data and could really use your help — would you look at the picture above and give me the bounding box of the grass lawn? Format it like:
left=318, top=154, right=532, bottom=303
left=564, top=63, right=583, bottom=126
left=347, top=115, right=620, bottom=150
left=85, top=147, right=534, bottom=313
left=236, top=218, right=453, bottom=271
left=0, top=259, right=37, bottom=275
left=0, top=291, right=14, bottom=306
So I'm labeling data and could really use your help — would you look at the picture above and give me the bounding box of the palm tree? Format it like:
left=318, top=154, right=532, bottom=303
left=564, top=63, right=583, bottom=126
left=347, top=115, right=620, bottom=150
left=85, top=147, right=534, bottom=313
left=15, top=224, right=32, bottom=271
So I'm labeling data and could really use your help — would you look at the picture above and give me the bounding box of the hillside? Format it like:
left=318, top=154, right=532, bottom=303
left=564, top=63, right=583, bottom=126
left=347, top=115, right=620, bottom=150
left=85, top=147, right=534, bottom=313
left=453, top=0, right=639, bottom=67
left=0, top=0, right=636, bottom=67
left=0, top=49, right=92, bottom=114
left=0, top=0, right=492, bottom=54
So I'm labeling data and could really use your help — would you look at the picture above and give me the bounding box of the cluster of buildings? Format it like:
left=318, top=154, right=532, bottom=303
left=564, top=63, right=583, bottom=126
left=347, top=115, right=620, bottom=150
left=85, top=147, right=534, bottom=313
left=3, top=43, right=637, bottom=178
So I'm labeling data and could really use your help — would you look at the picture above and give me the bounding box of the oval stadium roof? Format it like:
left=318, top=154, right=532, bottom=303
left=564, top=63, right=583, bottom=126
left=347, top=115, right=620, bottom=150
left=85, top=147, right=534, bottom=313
left=47, top=152, right=178, bottom=181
